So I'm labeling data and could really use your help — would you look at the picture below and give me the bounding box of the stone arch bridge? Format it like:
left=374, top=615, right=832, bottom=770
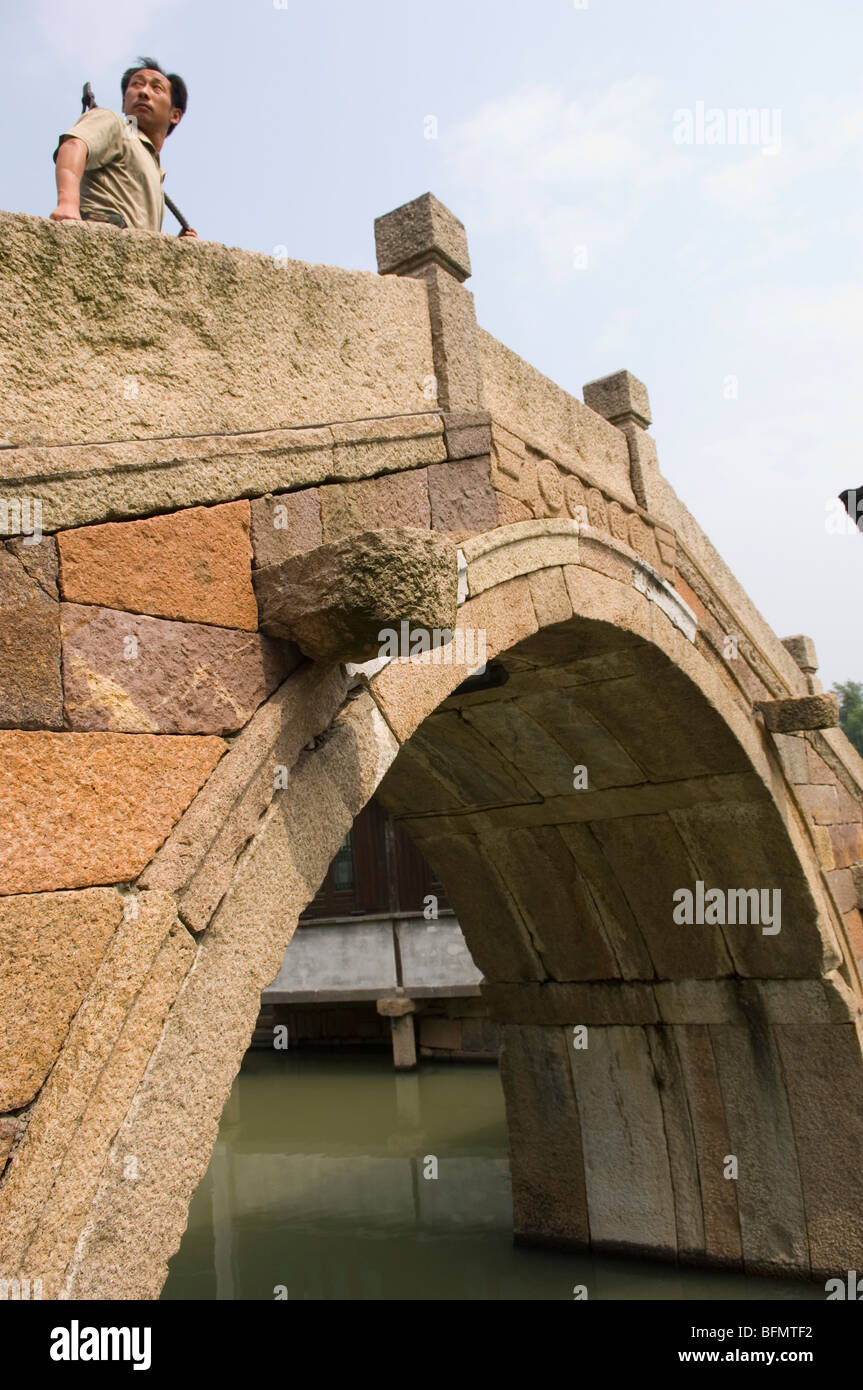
left=1, top=194, right=862, bottom=1298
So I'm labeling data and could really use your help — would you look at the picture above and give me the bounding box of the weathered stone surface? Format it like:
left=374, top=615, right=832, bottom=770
left=669, top=799, right=833, bottom=980
left=427, top=456, right=500, bottom=539
left=23, top=919, right=195, bottom=1299
left=0, top=415, right=446, bottom=536
left=371, top=576, right=539, bottom=742
left=0, top=209, right=435, bottom=448
left=495, top=494, right=533, bottom=525
left=646, top=1026, right=705, bottom=1260
left=390, top=1012, right=417, bottom=1068
left=0, top=546, right=63, bottom=729
left=57, top=502, right=258, bottom=630
left=406, top=708, right=537, bottom=807
left=0, top=891, right=185, bottom=1281
left=535, top=460, right=565, bottom=517
left=587, top=812, right=734, bottom=980
left=413, top=264, right=484, bottom=413
left=770, top=731, right=809, bottom=785
left=759, top=693, right=839, bottom=733
left=329, top=415, right=446, bottom=475
left=555, top=821, right=656, bottom=979
left=499, top=1024, right=590, bottom=1246
left=250, top=488, right=322, bottom=569
left=376, top=996, right=417, bottom=1017
left=329, top=689, right=401, bottom=811
left=526, top=567, right=573, bottom=629
left=375, top=191, right=472, bottom=282
left=442, top=411, right=492, bottom=461
left=485, top=826, right=621, bottom=980
left=60, top=603, right=298, bottom=734
left=0, top=732, right=225, bottom=894
left=255, top=527, right=458, bottom=663
left=319, top=471, right=430, bottom=543
left=457, top=697, right=584, bottom=800
left=583, top=370, right=651, bottom=428
left=463, top=518, right=582, bottom=596
left=479, top=329, right=635, bottom=502
left=673, top=1024, right=743, bottom=1266
left=828, top=822, right=863, bottom=869
left=483, top=981, right=658, bottom=1025
left=570, top=1025, right=678, bottom=1257
left=139, top=663, right=350, bottom=930
left=806, top=742, right=837, bottom=784
left=782, top=634, right=819, bottom=674
left=773, top=1023, right=863, bottom=1276
left=5, top=534, right=58, bottom=598
left=0, top=888, right=125, bottom=1110
left=843, top=907, right=863, bottom=958
left=709, top=1021, right=809, bottom=1275
left=0, top=1117, right=20, bottom=1177
left=826, top=867, right=857, bottom=914
left=797, top=782, right=840, bottom=824
left=654, top=975, right=857, bottom=1026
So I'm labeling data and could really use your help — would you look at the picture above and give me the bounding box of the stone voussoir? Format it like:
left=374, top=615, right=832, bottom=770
left=138, top=662, right=351, bottom=931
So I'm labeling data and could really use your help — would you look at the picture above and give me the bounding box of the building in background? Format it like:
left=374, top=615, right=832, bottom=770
left=251, top=796, right=500, bottom=1066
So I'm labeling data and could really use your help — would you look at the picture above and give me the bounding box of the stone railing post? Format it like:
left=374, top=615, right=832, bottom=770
left=374, top=192, right=484, bottom=414
left=583, top=369, right=657, bottom=513
left=782, top=634, right=823, bottom=695
left=583, top=369, right=676, bottom=574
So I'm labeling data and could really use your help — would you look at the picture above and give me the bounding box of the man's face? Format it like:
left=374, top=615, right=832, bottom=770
left=122, top=69, right=180, bottom=141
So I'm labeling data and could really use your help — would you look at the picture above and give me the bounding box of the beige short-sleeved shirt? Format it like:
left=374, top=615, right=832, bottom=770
left=54, top=107, right=166, bottom=233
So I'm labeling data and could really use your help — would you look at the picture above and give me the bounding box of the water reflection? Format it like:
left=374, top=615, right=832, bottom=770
left=162, top=1051, right=823, bottom=1302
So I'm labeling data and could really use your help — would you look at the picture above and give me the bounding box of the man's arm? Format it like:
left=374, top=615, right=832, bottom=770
left=50, top=137, right=87, bottom=222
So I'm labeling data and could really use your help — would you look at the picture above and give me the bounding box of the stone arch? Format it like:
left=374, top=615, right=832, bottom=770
left=2, top=520, right=862, bottom=1297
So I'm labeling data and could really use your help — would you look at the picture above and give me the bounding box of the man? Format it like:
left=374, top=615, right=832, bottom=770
left=50, top=57, right=197, bottom=238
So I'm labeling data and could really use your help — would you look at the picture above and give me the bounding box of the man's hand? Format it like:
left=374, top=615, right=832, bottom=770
left=178, top=227, right=198, bottom=240
left=49, top=203, right=83, bottom=223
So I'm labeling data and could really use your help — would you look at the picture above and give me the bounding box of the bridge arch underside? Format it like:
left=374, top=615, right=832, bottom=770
left=373, top=595, right=863, bottom=1282
left=14, top=540, right=862, bottom=1300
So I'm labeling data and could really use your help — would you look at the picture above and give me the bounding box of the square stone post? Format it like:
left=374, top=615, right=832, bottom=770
left=583, top=370, right=656, bottom=513
left=377, top=995, right=418, bottom=1070
left=374, top=193, right=485, bottom=414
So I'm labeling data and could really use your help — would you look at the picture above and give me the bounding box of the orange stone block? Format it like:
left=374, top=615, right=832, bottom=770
left=672, top=574, right=708, bottom=626
left=0, top=731, right=226, bottom=894
left=57, top=502, right=257, bottom=630
left=843, top=908, right=863, bottom=960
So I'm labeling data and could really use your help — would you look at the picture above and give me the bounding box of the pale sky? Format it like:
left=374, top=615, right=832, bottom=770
left=2, top=0, right=861, bottom=687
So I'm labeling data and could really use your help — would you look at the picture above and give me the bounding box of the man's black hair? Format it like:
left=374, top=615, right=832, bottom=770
left=120, top=56, right=188, bottom=137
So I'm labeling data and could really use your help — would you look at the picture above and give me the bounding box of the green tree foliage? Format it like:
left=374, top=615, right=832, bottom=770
left=833, top=681, right=863, bottom=757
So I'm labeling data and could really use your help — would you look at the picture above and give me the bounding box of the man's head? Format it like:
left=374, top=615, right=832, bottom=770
left=120, top=57, right=187, bottom=145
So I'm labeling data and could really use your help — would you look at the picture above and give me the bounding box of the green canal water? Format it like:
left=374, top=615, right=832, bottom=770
left=162, top=1049, right=824, bottom=1302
